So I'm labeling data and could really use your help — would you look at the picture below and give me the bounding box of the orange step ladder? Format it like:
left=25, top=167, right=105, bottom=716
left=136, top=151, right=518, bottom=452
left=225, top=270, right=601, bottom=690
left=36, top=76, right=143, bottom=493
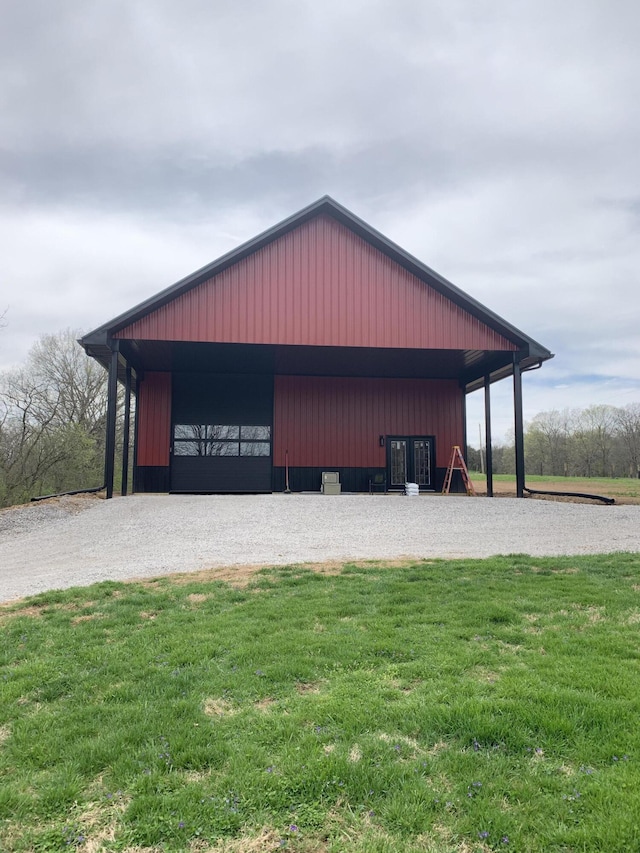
left=442, top=446, right=476, bottom=496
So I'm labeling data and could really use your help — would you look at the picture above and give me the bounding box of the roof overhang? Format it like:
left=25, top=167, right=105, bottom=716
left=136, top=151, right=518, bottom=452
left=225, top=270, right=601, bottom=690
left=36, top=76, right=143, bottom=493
left=80, top=337, right=550, bottom=390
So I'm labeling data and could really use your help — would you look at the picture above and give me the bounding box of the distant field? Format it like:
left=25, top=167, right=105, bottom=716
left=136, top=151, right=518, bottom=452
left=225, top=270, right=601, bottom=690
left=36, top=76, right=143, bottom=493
left=1, top=555, right=640, bottom=852
left=469, top=473, right=640, bottom=503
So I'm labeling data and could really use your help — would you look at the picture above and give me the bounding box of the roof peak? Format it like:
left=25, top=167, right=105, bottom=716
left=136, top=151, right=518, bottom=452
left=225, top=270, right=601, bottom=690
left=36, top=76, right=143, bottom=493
left=80, top=196, right=552, bottom=367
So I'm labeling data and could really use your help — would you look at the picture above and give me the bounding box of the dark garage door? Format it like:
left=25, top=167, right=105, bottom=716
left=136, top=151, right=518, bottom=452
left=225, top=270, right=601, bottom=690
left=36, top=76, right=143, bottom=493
left=171, top=373, right=273, bottom=492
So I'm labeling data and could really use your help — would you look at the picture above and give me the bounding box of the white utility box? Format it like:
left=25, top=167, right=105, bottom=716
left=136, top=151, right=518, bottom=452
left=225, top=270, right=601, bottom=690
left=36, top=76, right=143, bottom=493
left=321, top=472, right=341, bottom=494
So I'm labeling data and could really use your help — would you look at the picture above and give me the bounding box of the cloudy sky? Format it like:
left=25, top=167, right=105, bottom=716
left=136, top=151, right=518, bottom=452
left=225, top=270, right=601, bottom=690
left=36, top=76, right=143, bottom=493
left=1, top=0, right=638, bottom=441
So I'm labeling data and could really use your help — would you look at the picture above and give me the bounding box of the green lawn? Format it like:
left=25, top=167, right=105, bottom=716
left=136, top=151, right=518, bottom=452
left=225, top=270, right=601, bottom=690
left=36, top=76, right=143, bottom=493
left=1, top=555, right=640, bottom=852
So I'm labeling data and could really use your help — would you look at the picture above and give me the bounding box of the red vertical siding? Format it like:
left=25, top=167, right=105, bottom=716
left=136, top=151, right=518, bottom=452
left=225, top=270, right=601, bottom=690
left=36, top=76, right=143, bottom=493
left=115, top=216, right=516, bottom=353
left=273, top=376, right=463, bottom=469
left=137, top=372, right=172, bottom=466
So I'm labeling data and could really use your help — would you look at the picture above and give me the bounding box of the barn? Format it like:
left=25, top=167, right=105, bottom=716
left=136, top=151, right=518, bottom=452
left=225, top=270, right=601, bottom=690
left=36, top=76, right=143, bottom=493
left=80, top=196, right=553, bottom=498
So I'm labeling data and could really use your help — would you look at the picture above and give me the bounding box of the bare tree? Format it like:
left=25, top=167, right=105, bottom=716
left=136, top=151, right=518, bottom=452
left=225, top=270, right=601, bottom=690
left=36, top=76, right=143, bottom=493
left=525, top=409, right=572, bottom=475
left=580, top=405, right=617, bottom=477
left=614, top=403, right=640, bottom=477
left=0, top=329, right=108, bottom=505
left=26, top=329, right=108, bottom=434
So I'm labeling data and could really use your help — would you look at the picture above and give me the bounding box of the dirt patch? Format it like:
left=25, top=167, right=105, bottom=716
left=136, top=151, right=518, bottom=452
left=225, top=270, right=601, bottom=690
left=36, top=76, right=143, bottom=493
left=385, top=677, right=420, bottom=693
left=206, top=827, right=291, bottom=852
left=0, top=599, right=100, bottom=621
left=187, top=593, right=209, bottom=605
left=426, top=740, right=449, bottom=756
left=498, top=641, right=523, bottom=654
left=348, top=744, right=362, bottom=762
left=254, top=697, right=275, bottom=712
left=125, top=557, right=422, bottom=592
left=296, top=681, right=323, bottom=695
left=204, top=698, right=237, bottom=717
left=377, top=732, right=422, bottom=754
left=183, top=769, right=212, bottom=782
left=0, top=603, right=45, bottom=623
left=422, top=823, right=487, bottom=853
left=0, top=725, right=10, bottom=745
left=71, top=613, right=103, bottom=625
left=472, top=667, right=501, bottom=684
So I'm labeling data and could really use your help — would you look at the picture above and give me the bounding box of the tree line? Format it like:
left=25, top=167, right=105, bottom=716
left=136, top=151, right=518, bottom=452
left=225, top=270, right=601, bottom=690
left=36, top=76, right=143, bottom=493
left=468, top=404, right=640, bottom=478
left=0, top=330, right=112, bottom=507
left=1, top=330, right=639, bottom=507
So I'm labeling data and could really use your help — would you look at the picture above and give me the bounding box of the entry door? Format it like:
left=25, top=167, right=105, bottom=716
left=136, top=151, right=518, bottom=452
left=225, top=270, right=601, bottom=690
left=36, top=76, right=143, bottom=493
left=387, top=436, right=435, bottom=490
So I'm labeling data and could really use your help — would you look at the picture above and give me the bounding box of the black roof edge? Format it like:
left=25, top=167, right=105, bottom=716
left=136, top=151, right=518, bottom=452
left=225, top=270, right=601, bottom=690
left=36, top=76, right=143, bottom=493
left=79, top=195, right=553, bottom=360
left=464, top=351, right=555, bottom=394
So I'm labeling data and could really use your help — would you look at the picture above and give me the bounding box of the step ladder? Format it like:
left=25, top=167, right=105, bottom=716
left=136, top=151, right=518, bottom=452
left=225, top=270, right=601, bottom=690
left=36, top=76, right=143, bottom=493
left=442, top=446, right=476, bottom=496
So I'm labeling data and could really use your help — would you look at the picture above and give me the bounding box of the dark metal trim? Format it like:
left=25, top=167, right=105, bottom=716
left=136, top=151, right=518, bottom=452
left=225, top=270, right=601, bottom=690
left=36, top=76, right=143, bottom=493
left=523, top=487, right=615, bottom=505
left=132, top=373, right=140, bottom=494
left=513, top=355, right=525, bottom=499
left=462, top=393, right=468, bottom=464
left=121, top=364, right=132, bottom=497
left=31, top=485, right=105, bottom=502
left=104, top=342, right=119, bottom=500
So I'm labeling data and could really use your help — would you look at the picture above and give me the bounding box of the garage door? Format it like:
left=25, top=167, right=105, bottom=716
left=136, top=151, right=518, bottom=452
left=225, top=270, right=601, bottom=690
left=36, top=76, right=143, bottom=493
left=170, top=373, right=273, bottom=492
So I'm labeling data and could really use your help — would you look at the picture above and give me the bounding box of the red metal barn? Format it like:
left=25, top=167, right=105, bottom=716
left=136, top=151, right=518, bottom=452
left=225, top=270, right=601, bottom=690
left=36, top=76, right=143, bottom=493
left=80, top=197, right=553, bottom=497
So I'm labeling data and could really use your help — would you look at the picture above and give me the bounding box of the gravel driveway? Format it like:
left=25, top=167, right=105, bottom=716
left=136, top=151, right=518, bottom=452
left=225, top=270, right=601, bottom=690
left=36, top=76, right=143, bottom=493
left=1, top=493, right=639, bottom=603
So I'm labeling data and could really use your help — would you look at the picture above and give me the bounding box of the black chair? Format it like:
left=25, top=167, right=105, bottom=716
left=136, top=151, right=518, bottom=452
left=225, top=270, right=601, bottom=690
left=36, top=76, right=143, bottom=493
left=369, top=472, right=387, bottom=493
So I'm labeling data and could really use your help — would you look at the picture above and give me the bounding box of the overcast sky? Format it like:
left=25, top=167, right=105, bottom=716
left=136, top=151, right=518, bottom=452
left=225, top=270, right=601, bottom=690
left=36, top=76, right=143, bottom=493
left=1, top=0, right=638, bottom=441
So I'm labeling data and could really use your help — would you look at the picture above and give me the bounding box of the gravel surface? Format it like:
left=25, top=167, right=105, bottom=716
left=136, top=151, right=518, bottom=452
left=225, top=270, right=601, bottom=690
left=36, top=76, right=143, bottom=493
left=1, top=493, right=639, bottom=603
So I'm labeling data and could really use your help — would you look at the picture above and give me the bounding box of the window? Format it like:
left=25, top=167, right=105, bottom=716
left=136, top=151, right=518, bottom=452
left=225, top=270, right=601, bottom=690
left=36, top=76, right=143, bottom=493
left=173, top=425, right=271, bottom=458
left=240, top=426, right=270, bottom=441
left=240, top=442, right=270, bottom=457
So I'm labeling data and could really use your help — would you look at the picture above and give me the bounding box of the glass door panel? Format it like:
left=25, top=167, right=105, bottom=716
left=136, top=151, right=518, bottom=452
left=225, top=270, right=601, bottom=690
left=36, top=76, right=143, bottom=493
left=390, top=440, right=407, bottom=486
left=413, top=440, right=431, bottom=486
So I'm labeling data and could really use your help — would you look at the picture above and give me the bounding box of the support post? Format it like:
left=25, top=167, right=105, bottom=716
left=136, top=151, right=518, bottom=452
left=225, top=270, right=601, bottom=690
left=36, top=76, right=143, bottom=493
left=461, top=385, right=468, bottom=460
left=104, top=341, right=119, bottom=500
left=132, top=374, right=140, bottom=494
left=513, top=356, right=525, bottom=499
left=484, top=374, right=494, bottom=497
left=121, top=364, right=132, bottom=497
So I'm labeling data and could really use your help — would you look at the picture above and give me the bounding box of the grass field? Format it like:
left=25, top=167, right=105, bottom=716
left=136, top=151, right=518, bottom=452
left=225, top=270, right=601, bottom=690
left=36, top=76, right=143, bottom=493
left=469, top=473, right=640, bottom=503
left=1, top=555, right=640, bottom=852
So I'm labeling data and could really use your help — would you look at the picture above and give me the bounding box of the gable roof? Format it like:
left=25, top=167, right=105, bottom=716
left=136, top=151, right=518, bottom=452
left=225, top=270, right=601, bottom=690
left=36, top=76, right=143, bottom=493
left=80, top=196, right=553, bottom=388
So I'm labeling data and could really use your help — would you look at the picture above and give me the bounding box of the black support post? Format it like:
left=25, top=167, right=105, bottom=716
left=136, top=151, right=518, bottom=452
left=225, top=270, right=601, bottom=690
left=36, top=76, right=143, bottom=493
left=132, top=374, right=140, bottom=494
left=461, top=384, right=468, bottom=460
left=104, top=342, right=119, bottom=500
left=513, top=356, right=525, bottom=499
left=121, top=364, right=132, bottom=497
left=484, top=374, right=493, bottom=497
